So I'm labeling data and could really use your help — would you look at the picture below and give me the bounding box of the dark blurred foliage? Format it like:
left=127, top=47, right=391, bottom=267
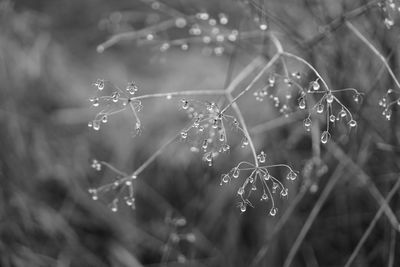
left=1, top=0, right=400, bottom=267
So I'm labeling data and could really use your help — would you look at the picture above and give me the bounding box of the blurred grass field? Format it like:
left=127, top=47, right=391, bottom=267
left=1, top=0, right=400, bottom=266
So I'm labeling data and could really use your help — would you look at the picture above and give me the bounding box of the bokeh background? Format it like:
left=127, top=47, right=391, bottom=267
left=1, top=0, right=400, bottom=266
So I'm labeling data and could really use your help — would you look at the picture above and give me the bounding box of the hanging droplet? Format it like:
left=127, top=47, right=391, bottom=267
left=353, top=93, right=360, bottom=103
left=299, top=98, right=306, bottom=109
left=202, top=139, right=208, bottom=151
left=321, top=131, right=330, bottom=144
left=287, top=171, right=297, bottom=180
left=110, top=199, right=118, bottom=212
left=101, top=115, right=108, bottom=123
left=312, top=81, right=320, bottom=90
left=181, top=99, right=189, bottom=110
left=326, top=93, right=334, bottom=104
left=237, top=187, right=244, bottom=195
left=317, top=103, right=324, bottom=114
left=257, top=151, right=266, bottom=163
left=112, top=92, right=120, bottom=103
left=329, top=115, right=336, bottom=122
left=93, top=121, right=100, bottom=131
left=95, top=79, right=105, bottom=90
left=222, top=174, right=230, bottom=183
left=233, top=168, right=239, bottom=178
left=240, top=203, right=246, bottom=212
left=269, top=207, right=277, bottom=216
left=303, top=117, right=312, bottom=127
left=349, top=119, right=357, bottom=127
left=262, top=193, right=268, bottom=200
left=180, top=131, right=188, bottom=139
left=92, top=98, right=100, bottom=107
left=339, top=109, right=346, bottom=118
left=241, top=137, right=249, bottom=147
left=88, top=121, right=93, bottom=128
left=268, top=75, right=275, bottom=86
left=281, top=188, right=288, bottom=197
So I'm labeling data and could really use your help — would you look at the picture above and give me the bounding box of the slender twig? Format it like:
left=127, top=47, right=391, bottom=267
left=283, top=164, right=346, bottom=267
left=226, top=57, right=265, bottom=93
left=226, top=92, right=258, bottom=166
left=132, top=133, right=179, bottom=176
left=388, top=227, right=396, bottom=267
left=282, top=51, right=331, bottom=92
left=343, top=177, right=400, bottom=267
left=221, top=53, right=280, bottom=113
left=346, top=21, right=400, bottom=90
left=328, top=141, right=400, bottom=230
left=131, top=90, right=226, bottom=100
left=97, top=19, right=176, bottom=52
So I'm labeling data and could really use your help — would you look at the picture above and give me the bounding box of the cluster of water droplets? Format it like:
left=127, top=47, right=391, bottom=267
left=379, top=88, right=400, bottom=120
left=220, top=154, right=297, bottom=216
left=88, top=159, right=138, bottom=212
left=296, top=78, right=360, bottom=144
left=378, top=0, right=400, bottom=29
left=88, top=79, right=142, bottom=134
left=179, top=99, right=243, bottom=167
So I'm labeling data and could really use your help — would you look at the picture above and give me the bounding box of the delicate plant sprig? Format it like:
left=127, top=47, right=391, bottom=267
left=220, top=154, right=297, bottom=215
left=346, top=21, right=400, bottom=121
left=88, top=159, right=137, bottom=211
left=89, top=4, right=363, bottom=214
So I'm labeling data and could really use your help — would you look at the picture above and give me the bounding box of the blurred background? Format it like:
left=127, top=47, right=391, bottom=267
left=1, top=0, right=400, bottom=266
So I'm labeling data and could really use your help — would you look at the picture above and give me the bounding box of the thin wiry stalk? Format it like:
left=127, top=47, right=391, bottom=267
left=283, top=164, right=346, bottom=267
left=97, top=19, right=177, bottom=53
left=343, top=177, right=400, bottom=267
left=131, top=90, right=226, bottom=100
left=221, top=53, right=280, bottom=113
left=226, top=92, right=258, bottom=166
left=282, top=51, right=331, bottom=92
left=328, top=141, right=400, bottom=230
left=346, top=21, right=400, bottom=90
left=132, top=133, right=179, bottom=177
left=226, top=57, right=264, bottom=93
left=388, top=227, right=396, bottom=267
left=251, top=182, right=311, bottom=266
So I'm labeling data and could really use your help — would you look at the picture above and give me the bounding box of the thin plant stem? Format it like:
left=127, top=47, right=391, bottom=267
left=226, top=92, right=258, bottom=166
left=343, top=177, right=400, bottom=267
left=346, top=21, right=400, bottom=90
left=282, top=51, right=331, bottom=92
left=283, top=164, right=345, bottom=267
left=97, top=19, right=177, bottom=53
left=226, top=57, right=265, bottom=93
left=221, top=53, right=280, bottom=113
left=388, top=227, right=396, bottom=267
left=132, top=133, right=179, bottom=177
left=131, top=90, right=226, bottom=100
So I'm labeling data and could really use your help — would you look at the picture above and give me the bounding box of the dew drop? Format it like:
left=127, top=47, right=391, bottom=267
left=240, top=203, right=246, bottom=212
left=321, top=131, right=330, bottom=144
left=304, top=117, right=312, bottom=127
left=299, top=98, right=306, bottom=109
left=233, top=168, right=239, bottom=178
left=349, top=119, right=357, bottom=127
left=269, top=207, right=277, bottom=216
left=180, top=131, right=188, bottom=139
left=312, top=81, right=320, bottom=90
left=316, top=104, right=324, bottom=114
left=326, top=93, right=334, bottom=104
